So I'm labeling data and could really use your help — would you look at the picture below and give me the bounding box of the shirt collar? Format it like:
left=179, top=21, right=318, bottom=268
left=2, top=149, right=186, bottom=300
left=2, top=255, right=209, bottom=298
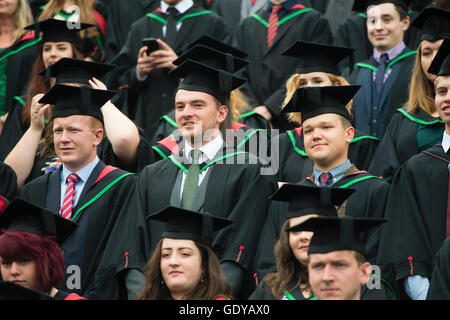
left=61, top=156, right=99, bottom=184
left=160, top=0, right=193, bottom=15
left=267, top=0, right=297, bottom=13
left=313, top=160, right=351, bottom=185
left=373, top=42, right=406, bottom=63
left=442, top=131, right=450, bottom=153
left=184, top=134, right=224, bottom=164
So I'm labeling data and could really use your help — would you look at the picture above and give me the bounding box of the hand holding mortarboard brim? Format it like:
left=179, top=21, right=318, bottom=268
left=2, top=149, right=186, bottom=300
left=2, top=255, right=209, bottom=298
left=38, top=84, right=116, bottom=123
left=0, top=281, right=54, bottom=300
left=0, top=198, right=77, bottom=245
left=427, top=38, right=450, bottom=76
left=281, top=85, right=360, bottom=124
left=24, top=18, right=95, bottom=44
left=38, top=58, right=115, bottom=86
left=281, top=41, right=355, bottom=75
left=286, top=216, right=387, bottom=256
left=271, top=182, right=356, bottom=219
left=147, top=206, right=234, bottom=247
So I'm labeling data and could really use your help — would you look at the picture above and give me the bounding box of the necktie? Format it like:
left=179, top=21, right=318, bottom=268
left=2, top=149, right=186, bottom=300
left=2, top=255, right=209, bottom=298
left=267, top=5, right=282, bottom=47
left=165, top=7, right=179, bottom=47
left=375, top=53, right=389, bottom=93
left=181, top=149, right=201, bottom=209
left=60, top=173, right=80, bottom=220
left=319, top=172, right=333, bottom=186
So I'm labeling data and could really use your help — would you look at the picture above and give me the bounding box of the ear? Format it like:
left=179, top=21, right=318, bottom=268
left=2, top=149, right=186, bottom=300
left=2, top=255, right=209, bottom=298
left=359, top=262, right=372, bottom=285
left=345, top=125, right=354, bottom=143
left=216, top=105, right=228, bottom=125
left=93, top=128, right=103, bottom=147
left=402, top=15, right=410, bottom=32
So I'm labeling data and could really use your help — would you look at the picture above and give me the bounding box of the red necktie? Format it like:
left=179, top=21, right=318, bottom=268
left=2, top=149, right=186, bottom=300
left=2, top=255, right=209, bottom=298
left=251, top=0, right=258, bottom=5
left=60, top=173, right=80, bottom=220
left=319, top=173, right=333, bottom=186
left=267, top=5, right=282, bottom=47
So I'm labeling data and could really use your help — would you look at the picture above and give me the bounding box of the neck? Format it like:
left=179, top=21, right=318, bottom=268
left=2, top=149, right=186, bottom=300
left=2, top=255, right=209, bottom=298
left=171, top=291, right=186, bottom=300
left=0, top=15, right=15, bottom=40
left=49, top=287, right=59, bottom=297
left=446, top=124, right=450, bottom=136
left=271, top=0, right=287, bottom=4
left=315, top=157, right=348, bottom=173
left=185, top=131, right=220, bottom=149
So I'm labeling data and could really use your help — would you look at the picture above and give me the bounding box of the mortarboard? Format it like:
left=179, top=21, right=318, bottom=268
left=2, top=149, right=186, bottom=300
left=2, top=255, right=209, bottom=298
left=173, top=44, right=249, bottom=74
left=38, top=58, right=115, bottom=86
left=181, top=35, right=248, bottom=59
left=24, top=18, right=94, bottom=44
left=282, top=41, right=355, bottom=75
left=0, top=198, right=77, bottom=245
left=363, top=0, right=411, bottom=11
left=0, top=281, right=54, bottom=300
left=427, top=38, right=450, bottom=76
left=411, top=7, right=450, bottom=43
left=169, top=59, right=246, bottom=106
left=286, top=216, right=387, bottom=256
left=282, top=85, right=360, bottom=124
left=270, top=182, right=356, bottom=219
left=147, top=206, right=234, bottom=247
left=38, top=84, right=116, bottom=123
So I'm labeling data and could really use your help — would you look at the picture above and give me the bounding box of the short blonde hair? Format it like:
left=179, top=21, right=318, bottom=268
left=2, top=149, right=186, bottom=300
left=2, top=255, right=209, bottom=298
left=281, top=73, right=353, bottom=124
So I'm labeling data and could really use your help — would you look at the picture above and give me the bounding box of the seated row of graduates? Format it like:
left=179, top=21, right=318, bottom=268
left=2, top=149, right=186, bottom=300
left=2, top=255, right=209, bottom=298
left=0, top=11, right=450, bottom=300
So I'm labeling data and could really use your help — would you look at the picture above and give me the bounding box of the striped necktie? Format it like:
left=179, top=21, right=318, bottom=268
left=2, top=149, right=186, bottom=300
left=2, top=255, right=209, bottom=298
left=267, top=4, right=282, bottom=47
left=60, top=173, right=80, bottom=220
left=181, top=149, right=201, bottom=209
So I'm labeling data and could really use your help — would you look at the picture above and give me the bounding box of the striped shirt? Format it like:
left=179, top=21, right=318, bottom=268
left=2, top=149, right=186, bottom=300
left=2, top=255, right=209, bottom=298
left=313, top=160, right=351, bottom=186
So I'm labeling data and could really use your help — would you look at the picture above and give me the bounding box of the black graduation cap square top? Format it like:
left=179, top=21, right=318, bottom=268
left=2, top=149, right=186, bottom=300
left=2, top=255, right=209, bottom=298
left=282, top=85, right=360, bottom=124
left=0, top=198, right=77, bottom=245
left=411, top=7, right=450, bottom=42
left=287, top=216, right=387, bottom=256
left=173, top=44, right=249, bottom=74
left=281, top=41, right=355, bottom=75
left=24, top=18, right=94, bottom=44
left=39, top=84, right=116, bottom=123
left=170, top=59, right=246, bottom=106
left=0, top=281, right=54, bottom=300
left=271, top=182, right=356, bottom=219
left=39, top=58, right=115, bottom=85
left=147, top=206, right=234, bottom=246
left=182, top=35, right=248, bottom=59
left=363, top=0, right=411, bottom=11
left=428, top=38, right=450, bottom=77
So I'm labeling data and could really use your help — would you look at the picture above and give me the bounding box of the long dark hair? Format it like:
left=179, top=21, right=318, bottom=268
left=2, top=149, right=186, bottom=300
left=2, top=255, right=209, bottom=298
left=264, top=220, right=310, bottom=300
left=136, top=239, right=233, bottom=300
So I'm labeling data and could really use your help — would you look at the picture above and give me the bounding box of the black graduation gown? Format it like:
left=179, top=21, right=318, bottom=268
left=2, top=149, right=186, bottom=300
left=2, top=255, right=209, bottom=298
left=210, top=0, right=244, bottom=35
left=19, top=160, right=137, bottom=299
left=368, top=108, right=444, bottom=182
left=350, top=47, right=416, bottom=138
left=234, top=4, right=332, bottom=132
left=248, top=279, right=309, bottom=300
left=0, top=34, right=39, bottom=114
left=104, top=0, right=159, bottom=63
left=376, top=145, right=450, bottom=299
left=125, top=144, right=277, bottom=295
left=253, top=165, right=389, bottom=281
left=0, top=161, right=18, bottom=212
left=427, top=238, right=450, bottom=300
left=273, top=127, right=379, bottom=183
left=109, top=5, right=231, bottom=140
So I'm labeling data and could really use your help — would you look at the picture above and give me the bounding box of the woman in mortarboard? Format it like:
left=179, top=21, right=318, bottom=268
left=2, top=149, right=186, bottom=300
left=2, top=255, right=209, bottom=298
left=274, top=41, right=379, bottom=183
left=136, top=207, right=233, bottom=300
left=0, top=198, right=85, bottom=300
left=38, top=0, right=107, bottom=62
left=368, top=6, right=449, bottom=182
left=0, top=0, right=36, bottom=134
left=249, top=183, right=355, bottom=300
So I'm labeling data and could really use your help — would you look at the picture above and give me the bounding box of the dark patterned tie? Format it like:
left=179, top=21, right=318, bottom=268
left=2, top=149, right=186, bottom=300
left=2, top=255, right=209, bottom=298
left=181, top=149, right=201, bottom=209
left=319, top=172, right=333, bottom=186
left=165, top=7, right=179, bottom=47
left=375, top=53, right=389, bottom=93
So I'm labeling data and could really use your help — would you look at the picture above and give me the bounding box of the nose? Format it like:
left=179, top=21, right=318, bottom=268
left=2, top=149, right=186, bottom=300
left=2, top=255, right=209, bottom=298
left=321, top=264, right=334, bottom=282
left=10, top=262, right=21, bottom=276
left=168, top=253, right=180, bottom=266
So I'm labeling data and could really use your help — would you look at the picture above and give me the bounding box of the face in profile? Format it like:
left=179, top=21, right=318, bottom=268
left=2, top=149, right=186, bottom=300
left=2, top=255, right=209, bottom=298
left=308, top=250, right=371, bottom=300
left=420, top=39, right=444, bottom=83
left=160, top=238, right=204, bottom=300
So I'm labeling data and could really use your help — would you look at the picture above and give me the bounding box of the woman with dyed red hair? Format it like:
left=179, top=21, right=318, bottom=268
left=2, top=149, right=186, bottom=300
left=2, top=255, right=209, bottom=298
left=0, top=198, right=85, bottom=300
